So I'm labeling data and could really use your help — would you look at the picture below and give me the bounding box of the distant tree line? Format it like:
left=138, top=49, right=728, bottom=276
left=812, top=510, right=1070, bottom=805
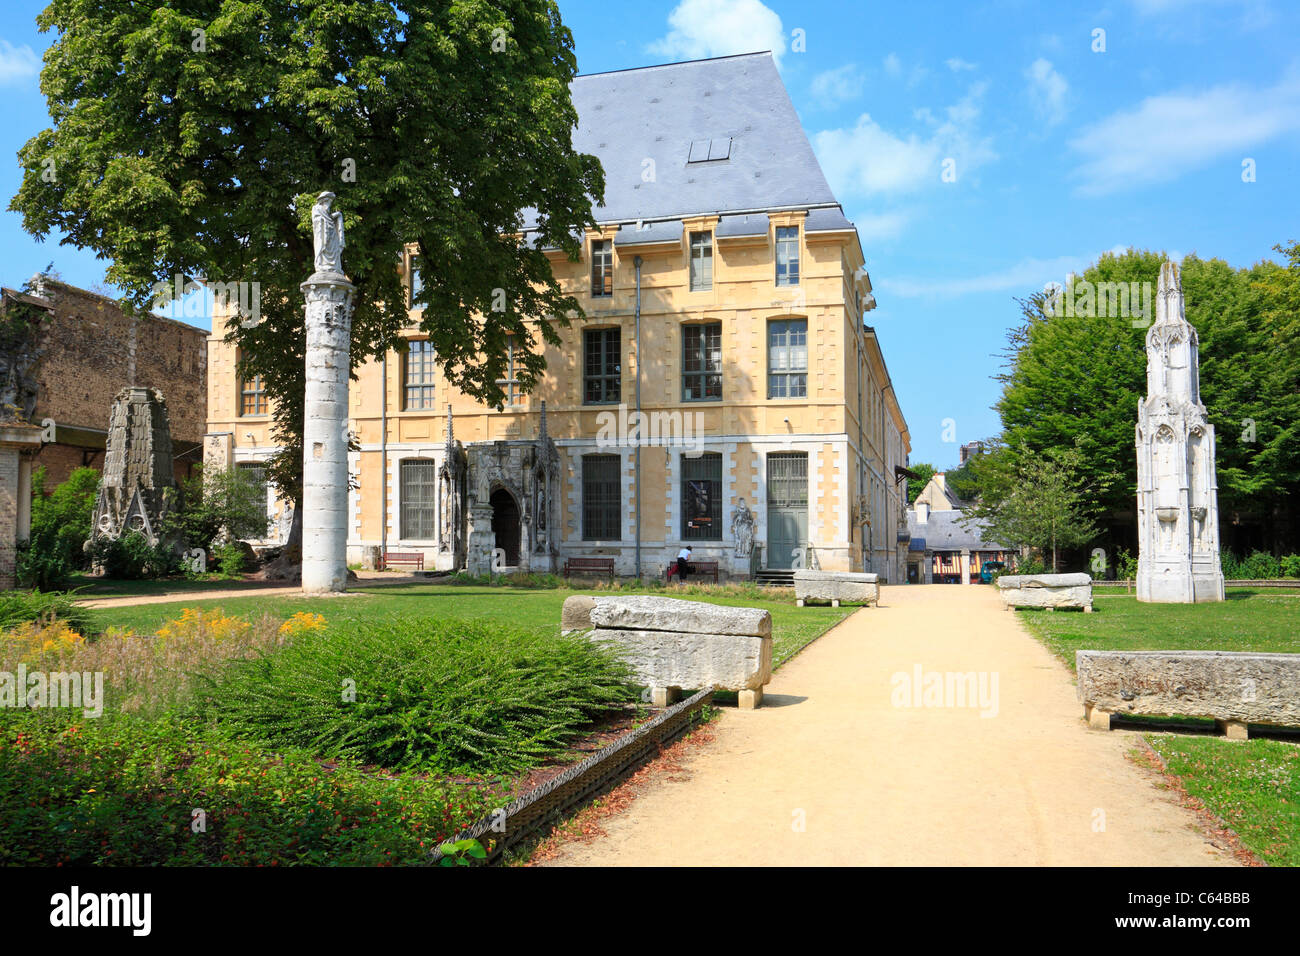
left=919, top=244, right=1300, bottom=572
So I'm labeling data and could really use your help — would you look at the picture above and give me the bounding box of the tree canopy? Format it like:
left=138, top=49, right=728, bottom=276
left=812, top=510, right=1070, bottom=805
left=11, top=0, right=604, bottom=508
left=993, top=245, right=1300, bottom=553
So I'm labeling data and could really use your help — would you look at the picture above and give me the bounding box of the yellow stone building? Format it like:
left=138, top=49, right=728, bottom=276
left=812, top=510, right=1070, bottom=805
left=204, top=53, right=912, bottom=580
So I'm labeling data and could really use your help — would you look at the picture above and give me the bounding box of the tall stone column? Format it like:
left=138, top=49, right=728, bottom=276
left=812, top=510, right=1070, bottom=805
left=300, top=273, right=354, bottom=593
left=300, top=191, right=354, bottom=594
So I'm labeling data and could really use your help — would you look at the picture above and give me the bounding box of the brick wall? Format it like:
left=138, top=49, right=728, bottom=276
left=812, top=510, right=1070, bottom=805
left=10, top=278, right=208, bottom=487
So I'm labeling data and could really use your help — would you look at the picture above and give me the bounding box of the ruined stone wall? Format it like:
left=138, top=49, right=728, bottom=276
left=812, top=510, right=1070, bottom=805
left=19, top=279, right=207, bottom=486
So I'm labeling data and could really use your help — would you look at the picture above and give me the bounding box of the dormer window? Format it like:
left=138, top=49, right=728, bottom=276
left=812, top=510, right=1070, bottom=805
left=689, top=232, right=713, bottom=291
left=591, top=239, right=613, bottom=297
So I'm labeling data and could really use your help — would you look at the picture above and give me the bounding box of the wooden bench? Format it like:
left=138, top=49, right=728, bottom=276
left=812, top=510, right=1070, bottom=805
left=667, top=560, right=720, bottom=584
left=563, top=557, right=616, bottom=580
left=379, top=551, right=424, bottom=572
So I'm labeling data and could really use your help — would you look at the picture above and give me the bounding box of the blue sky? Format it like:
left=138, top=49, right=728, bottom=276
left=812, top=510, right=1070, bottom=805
left=2, top=0, right=1296, bottom=466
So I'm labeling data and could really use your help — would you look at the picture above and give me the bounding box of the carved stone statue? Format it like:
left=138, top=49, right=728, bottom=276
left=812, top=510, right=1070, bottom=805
left=731, top=497, right=755, bottom=558
left=311, top=191, right=346, bottom=275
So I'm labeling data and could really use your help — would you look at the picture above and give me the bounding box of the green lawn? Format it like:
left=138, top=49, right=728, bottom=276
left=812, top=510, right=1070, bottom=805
left=1148, top=735, right=1300, bottom=866
left=85, top=582, right=849, bottom=670
left=1016, top=590, right=1300, bottom=865
left=1016, top=590, right=1300, bottom=671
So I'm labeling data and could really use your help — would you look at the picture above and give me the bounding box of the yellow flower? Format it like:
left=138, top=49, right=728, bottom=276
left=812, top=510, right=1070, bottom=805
left=279, top=611, right=327, bottom=637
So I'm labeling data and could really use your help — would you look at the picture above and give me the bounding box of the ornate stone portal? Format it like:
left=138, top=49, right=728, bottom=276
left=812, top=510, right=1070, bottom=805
left=461, top=404, right=561, bottom=575
left=301, top=191, right=355, bottom=593
left=1135, top=261, right=1225, bottom=603
left=89, top=387, right=176, bottom=545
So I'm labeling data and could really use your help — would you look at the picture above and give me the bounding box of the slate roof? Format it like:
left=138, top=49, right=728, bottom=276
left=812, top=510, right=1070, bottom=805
left=907, top=510, right=1007, bottom=553
left=525, top=52, right=844, bottom=232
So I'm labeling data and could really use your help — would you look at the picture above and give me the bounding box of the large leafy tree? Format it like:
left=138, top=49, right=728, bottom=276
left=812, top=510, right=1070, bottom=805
left=962, top=445, right=1100, bottom=572
left=995, top=247, right=1300, bottom=554
left=11, top=0, right=603, bottom=557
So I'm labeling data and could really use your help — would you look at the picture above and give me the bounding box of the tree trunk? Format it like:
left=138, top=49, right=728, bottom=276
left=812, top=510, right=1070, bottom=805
left=258, top=499, right=303, bottom=583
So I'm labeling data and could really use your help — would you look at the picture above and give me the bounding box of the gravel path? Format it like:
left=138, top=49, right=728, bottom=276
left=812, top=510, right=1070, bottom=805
left=544, top=583, right=1235, bottom=866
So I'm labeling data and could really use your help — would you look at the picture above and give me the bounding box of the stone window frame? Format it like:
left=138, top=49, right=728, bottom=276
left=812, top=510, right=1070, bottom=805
left=775, top=225, right=800, bottom=287
left=583, top=327, right=621, bottom=405
left=767, top=317, right=808, bottom=399
left=581, top=453, right=622, bottom=541
left=398, top=457, right=438, bottom=541
left=590, top=238, right=614, bottom=297
left=688, top=231, right=713, bottom=291
left=681, top=322, right=722, bottom=402
left=681, top=451, right=723, bottom=540
left=237, top=350, right=268, bottom=417
left=408, top=253, right=424, bottom=310
left=495, top=334, right=521, bottom=407
left=236, top=460, right=270, bottom=535
left=402, top=338, right=437, bottom=411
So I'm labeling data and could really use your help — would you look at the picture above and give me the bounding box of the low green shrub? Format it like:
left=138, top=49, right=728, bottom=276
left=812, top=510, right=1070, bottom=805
left=1282, top=554, right=1300, bottom=579
left=0, top=713, right=494, bottom=866
left=87, top=531, right=178, bottom=580
left=17, top=466, right=100, bottom=590
left=0, top=589, right=92, bottom=636
left=193, top=617, right=639, bottom=775
left=211, top=540, right=249, bottom=578
left=1222, top=550, right=1284, bottom=580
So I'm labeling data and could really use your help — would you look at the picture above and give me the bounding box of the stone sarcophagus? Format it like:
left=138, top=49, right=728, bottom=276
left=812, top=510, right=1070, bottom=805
left=793, top=569, right=879, bottom=607
left=996, top=572, right=1093, bottom=611
left=562, top=595, right=772, bottom=709
left=1077, top=650, right=1300, bottom=739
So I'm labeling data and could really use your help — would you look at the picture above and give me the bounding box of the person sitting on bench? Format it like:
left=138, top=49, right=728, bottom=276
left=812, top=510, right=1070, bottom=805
left=676, top=545, right=693, bottom=583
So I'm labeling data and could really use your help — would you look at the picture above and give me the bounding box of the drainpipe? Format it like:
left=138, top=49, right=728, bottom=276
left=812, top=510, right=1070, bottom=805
left=634, top=255, right=643, bottom=581
left=380, top=345, right=388, bottom=561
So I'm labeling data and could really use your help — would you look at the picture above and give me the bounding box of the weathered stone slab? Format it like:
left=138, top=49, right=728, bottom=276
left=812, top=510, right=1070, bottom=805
left=588, top=628, right=772, bottom=692
left=1077, top=650, right=1300, bottom=727
left=793, top=569, right=879, bottom=607
left=997, top=573, right=1092, bottom=610
left=564, top=594, right=771, bottom=638
left=560, top=594, right=598, bottom=633
left=997, top=573, right=1092, bottom=588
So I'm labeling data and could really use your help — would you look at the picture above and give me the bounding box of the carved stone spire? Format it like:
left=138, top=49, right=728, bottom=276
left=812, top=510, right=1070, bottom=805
left=539, top=400, right=548, bottom=442
left=445, top=403, right=455, bottom=455
left=1135, top=259, right=1223, bottom=603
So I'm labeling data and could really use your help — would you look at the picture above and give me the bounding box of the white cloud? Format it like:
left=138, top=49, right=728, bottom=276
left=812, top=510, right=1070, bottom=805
left=1025, top=58, right=1068, bottom=126
left=0, top=41, right=39, bottom=85
left=810, top=64, right=865, bottom=107
left=815, top=117, right=942, bottom=196
left=883, top=52, right=902, bottom=77
left=853, top=211, right=911, bottom=242
left=946, top=57, right=978, bottom=72
left=813, top=82, right=996, bottom=199
left=648, top=0, right=786, bottom=66
left=879, top=254, right=1100, bottom=299
left=1069, top=71, right=1300, bottom=195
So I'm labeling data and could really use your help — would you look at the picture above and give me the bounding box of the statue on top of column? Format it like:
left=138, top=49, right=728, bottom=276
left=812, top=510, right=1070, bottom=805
left=311, top=191, right=345, bottom=275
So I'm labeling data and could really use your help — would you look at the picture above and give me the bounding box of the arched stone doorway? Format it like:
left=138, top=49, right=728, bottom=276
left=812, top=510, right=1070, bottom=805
left=490, top=488, right=520, bottom=567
